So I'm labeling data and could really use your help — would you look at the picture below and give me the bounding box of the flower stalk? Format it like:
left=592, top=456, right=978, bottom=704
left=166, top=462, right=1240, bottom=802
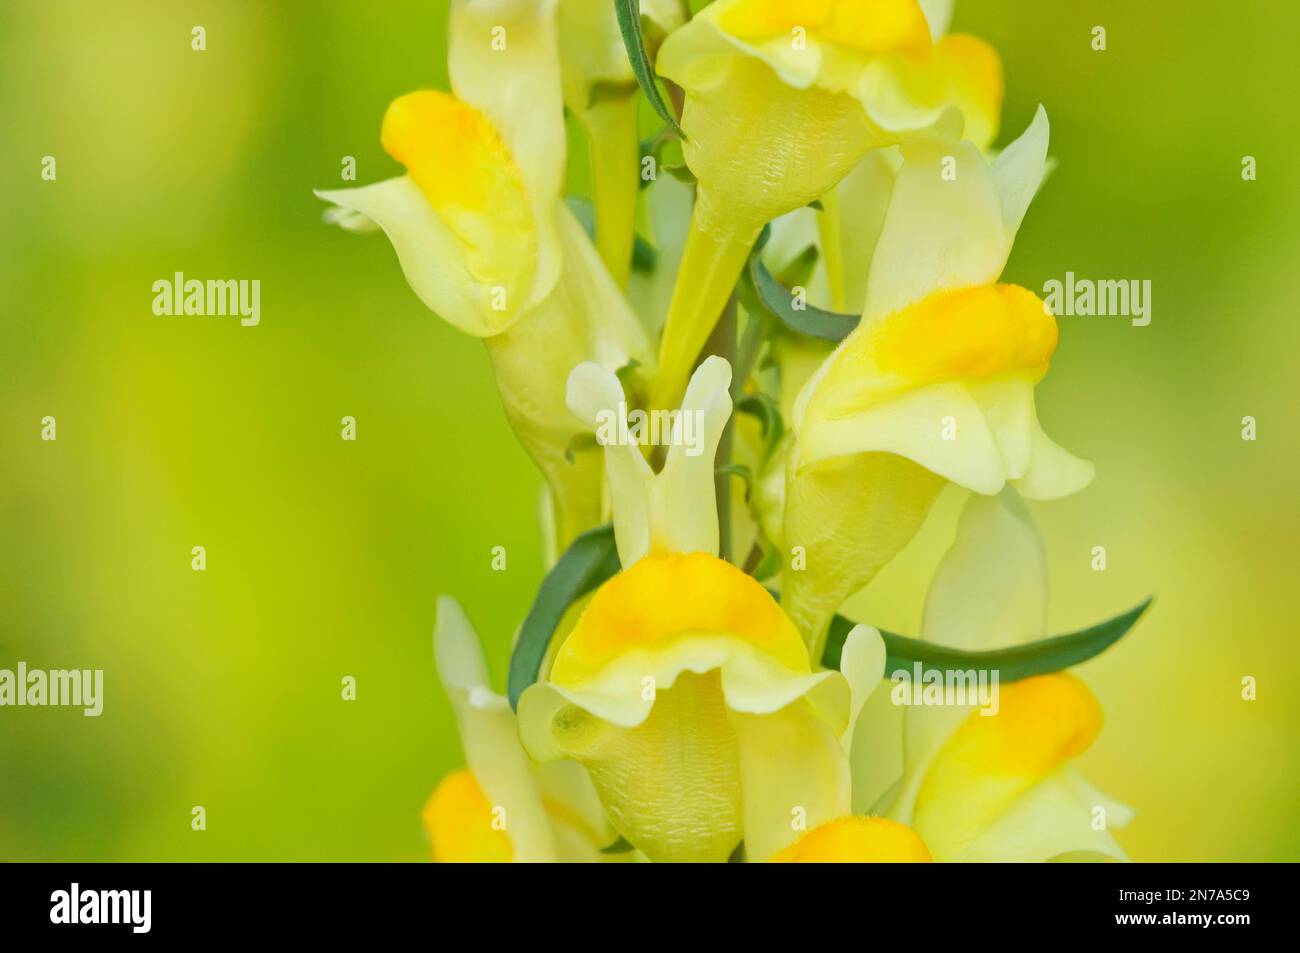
left=583, top=95, right=641, bottom=287
left=651, top=207, right=760, bottom=411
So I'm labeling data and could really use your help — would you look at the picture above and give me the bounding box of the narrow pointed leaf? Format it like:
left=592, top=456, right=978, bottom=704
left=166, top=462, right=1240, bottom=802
left=716, top=462, right=753, bottom=501
left=614, top=0, right=686, bottom=139
left=749, top=252, right=859, bottom=342
left=821, top=597, right=1153, bottom=679
left=600, top=835, right=636, bottom=854
left=735, top=393, right=784, bottom=459
left=507, top=523, right=620, bottom=709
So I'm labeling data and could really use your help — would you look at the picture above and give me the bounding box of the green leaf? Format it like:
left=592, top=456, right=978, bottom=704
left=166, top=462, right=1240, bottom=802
left=821, top=597, right=1154, bottom=680
left=748, top=251, right=859, bottom=342
left=716, top=462, right=753, bottom=501
left=615, top=357, right=643, bottom=393
left=638, top=131, right=684, bottom=190
left=614, top=0, right=685, bottom=139
left=735, top=392, right=784, bottom=459
left=632, top=236, right=659, bottom=272
left=507, top=524, right=621, bottom=709
left=775, top=244, right=821, bottom=289
left=750, top=537, right=783, bottom=581
left=600, top=835, right=636, bottom=855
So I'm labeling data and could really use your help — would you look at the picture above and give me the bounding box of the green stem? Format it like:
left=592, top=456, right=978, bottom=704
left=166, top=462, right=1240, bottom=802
left=652, top=200, right=758, bottom=411
left=702, top=296, right=737, bottom=563
left=816, top=187, right=846, bottom=312
left=584, top=98, right=640, bottom=288
left=731, top=308, right=770, bottom=394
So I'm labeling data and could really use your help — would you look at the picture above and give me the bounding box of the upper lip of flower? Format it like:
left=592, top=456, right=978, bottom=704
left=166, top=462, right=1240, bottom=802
left=808, top=282, right=1059, bottom=422
left=662, top=0, right=935, bottom=96
left=551, top=551, right=812, bottom=689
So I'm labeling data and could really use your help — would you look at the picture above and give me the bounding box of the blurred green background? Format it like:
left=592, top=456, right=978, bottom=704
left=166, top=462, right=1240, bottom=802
left=1, top=0, right=1295, bottom=861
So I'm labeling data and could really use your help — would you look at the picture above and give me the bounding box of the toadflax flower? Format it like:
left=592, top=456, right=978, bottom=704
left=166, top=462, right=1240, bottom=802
left=316, top=0, right=651, bottom=549
left=649, top=0, right=1004, bottom=410
left=557, top=0, right=683, bottom=286
left=773, top=815, right=932, bottom=862
left=880, top=490, right=1132, bottom=861
left=782, top=107, right=1094, bottom=651
left=424, top=595, right=618, bottom=862
left=518, top=357, right=888, bottom=862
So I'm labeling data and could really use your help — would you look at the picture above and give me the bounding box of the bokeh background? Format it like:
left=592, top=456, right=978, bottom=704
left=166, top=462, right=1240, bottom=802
left=1, top=0, right=1295, bottom=861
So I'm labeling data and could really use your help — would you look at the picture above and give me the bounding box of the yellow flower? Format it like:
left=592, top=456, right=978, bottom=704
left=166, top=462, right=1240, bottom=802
left=316, top=0, right=651, bottom=550
left=557, top=0, right=683, bottom=285
left=423, top=770, right=514, bottom=863
left=782, top=108, right=1093, bottom=649
left=881, top=491, right=1132, bottom=861
left=773, top=815, right=932, bottom=862
left=649, top=0, right=1004, bottom=410
left=519, top=357, right=888, bottom=861
left=425, top=595, right=618, bottom=862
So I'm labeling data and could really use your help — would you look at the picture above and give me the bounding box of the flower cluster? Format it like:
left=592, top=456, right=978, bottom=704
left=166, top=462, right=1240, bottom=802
left=319, top=0, right=1140, bottom=863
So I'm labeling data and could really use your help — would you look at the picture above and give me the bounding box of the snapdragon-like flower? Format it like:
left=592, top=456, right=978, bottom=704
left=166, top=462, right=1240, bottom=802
left=882, top=491, right=1132, bottom=861
left=424, top=596, right=616, bottom=862
left=518, top=357, right=887, bottom=861
left=316, top=0, right=651, bottom=549
left=783, top=108, right=1093, bottom=649
left=649, top=0, right=1004, bottom=409
left=773, top=815, right=932, bottom=862
left=557, top=0, right=682, bottom=286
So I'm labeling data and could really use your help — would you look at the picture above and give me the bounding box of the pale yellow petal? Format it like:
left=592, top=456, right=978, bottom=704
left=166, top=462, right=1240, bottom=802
left=527, top=670, right=746, bottom=862
left=849, top=677, right=906, bottom=813
left=990, top=104, right=1051, bottom=233
left=433, top=597, right=556, bottom=861
left=781, top=450, right=944, bottom=650
left=731, top=701, right=852, bottom=861
left=838, top=623, right=887, bottom=747
left=832, top=146, right=899, bottom=313
left=888, top=701, right=971, bottom=824
left=449, top=0, right=565, bottom=213
left=315, top=177, right=501, bottom=337
left=921, top=488, right=1048, bottom=651
left=1011, top=407, right=1096, bottom=500
left=954, top=768, right=1131, bottom=862
left=861, top=138, right=1009, bottom=319
left=535, top=759, right=619, bottom=859
left=799, top=380, right=1007, bottom=493
left=568, top=357, right=731, bottom=566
